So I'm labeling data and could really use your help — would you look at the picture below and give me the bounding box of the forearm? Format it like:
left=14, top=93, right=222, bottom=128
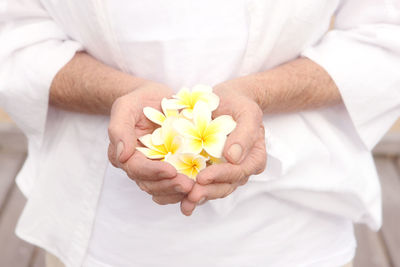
left=50, top=52, right=147, bottom=115
left=226, top=57, right=342, bottom=113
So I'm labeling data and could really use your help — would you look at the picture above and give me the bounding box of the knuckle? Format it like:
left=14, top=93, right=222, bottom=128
left=222, top=186, right=235, bottom=198
left=241, top=167, right=251, bottom=180
left=109, top=159, right=118, bottom=168
left=256, top=163, right=266, bottom=174
left=126, top=161, right=138, bottom=180
left=108, top=122, right=134, bottom=142
left=153, top=196, right=180, bottom=205
left=167, top=199, right=181, bottom=205
left=255, top=157, right=267, bottom=175
left=167, top=196, right=183, bottom=204
left=239, top=176, right=249, bottom=186
left=144, top=184, right=156, bottom=195
left=152, top=196, right=166, bottom=205
left=107, top=124, right=121, bottom=140
left=146, top=188, right=156, bottom=196
left=136, top=182, right=147, bottom=192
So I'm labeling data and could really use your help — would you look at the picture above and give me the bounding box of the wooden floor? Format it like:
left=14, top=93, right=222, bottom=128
left=0, top=124, right=44, bottom=267
left=0, top=124, right=399, bottom=267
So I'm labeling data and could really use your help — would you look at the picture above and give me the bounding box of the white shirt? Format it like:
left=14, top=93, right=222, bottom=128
left=85, top=2, right=355, bottom=266
left=0, top=1, right=399, bottom=267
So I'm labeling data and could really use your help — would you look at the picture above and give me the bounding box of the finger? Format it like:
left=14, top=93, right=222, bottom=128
left=108, top=144, right=118, bottom=167
left=180, top=197, right=197, bottom=216
left=223, top=105, right=263, bottom=164
left=124, top=151, right=176, bottom=181
left=239, top=126, right=267, bottom=177
left=196, top=163, right=244, bottom=185
left=108, top=97, right=138, bottom=163
left=152, top=194, right=185, bottom=205
left=197, top=127, right=266, bottom=185
left=138, top=173, right=195, bottom=196
left=201, top=126, right=265, bottom=185
left=187, top=183, right=237, bottom=203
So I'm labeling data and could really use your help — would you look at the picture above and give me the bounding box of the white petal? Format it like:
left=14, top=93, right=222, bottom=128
left=170, top=136, right=183, bottom=154
left=174, top=87, right=191, bottom=101
left=151, top=128, right=163, bottom=146
left=205, top=92, right=220, bottom=111
left=181, top=138, right=203, bottom=155
left=136, top=147, right=165, bottom=159
left=139, top=134, right=155, bottom=149
left=203, top=134, right=227, bottom=158
left=161, top=98, right=183, bottom=115
left=193, top=155, right=207, bottom=171
left=208, top=115, right=237, bottom=136
left=193, top=101, right=211, bottom=130
left=161, top=98, right=170, bottom=115
left=173, top=118, right=199, bottom=139
left=161, top=119, right=179, bottom=151
left=165, top=154, right=187, bottom=171
left=181, top=108, right=194, bottom=120
left=143, top=107, right=165, bottom=125
left=179, top=153, right=208, bottom=180
left=163, top=99, right=187, bottom=110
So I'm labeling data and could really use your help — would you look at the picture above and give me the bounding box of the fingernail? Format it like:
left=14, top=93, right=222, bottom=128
left=198, top=197, right=207, bottom=205
left=174, top=185, right=184, bottom=193
left=116, top=141, right=124, bottom=162
left=228, top=144, right=242, bottom=163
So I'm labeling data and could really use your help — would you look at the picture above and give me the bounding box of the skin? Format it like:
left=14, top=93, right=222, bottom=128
left=50, top=52, right=341, bottom=215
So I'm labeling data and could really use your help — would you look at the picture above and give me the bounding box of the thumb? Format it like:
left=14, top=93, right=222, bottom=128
left=223, top=109, right=262, bottom=164
left=108, top=98, right=138, bottom=163
left=180, top=197, right=197, bottom=216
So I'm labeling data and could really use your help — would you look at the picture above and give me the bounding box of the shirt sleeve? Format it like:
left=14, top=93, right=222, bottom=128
left=0, top=0, right=82, bottom=146
left=301, top=0, right=400, bottom=150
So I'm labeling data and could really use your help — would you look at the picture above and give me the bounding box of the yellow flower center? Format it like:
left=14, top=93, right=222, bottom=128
left=191, top=160, right=200, bottom=171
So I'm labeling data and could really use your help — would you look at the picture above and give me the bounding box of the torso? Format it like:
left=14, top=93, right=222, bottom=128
left=80, top=1, right=355, bottom=266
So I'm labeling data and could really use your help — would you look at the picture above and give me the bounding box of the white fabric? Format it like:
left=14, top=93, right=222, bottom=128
left=0, top=0, right=398, bottom=266
left=85, top=166, right=356, bottom=267
left=85, top=2, right=356, bottom=266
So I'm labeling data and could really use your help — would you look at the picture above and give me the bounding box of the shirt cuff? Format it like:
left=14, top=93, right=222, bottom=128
left=0, top=40, right=83, bottom=146
left=302, top=29, right=400, bottom=150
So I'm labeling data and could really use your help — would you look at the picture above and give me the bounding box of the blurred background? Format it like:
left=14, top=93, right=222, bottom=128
left=0, top=108, right=399, bottom=267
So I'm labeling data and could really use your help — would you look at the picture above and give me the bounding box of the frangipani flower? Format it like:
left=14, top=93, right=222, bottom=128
left=138, top=85, right=237, bottom=180
left=200, top=150, right=226, bottom=165
left=167, top=84, right=219, bottom=119
left=173, top=101, right=236, bottom=158
left=165, top=153, right=207, bottom=180
left=143, top=98, right=179, bottom=126
left=136, top=119, right=182, bottom=160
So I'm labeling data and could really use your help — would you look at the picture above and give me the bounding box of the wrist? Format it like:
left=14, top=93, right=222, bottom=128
left=108, top=75, right=152, bottom=113
left=215, top=74, right=269, bottom=111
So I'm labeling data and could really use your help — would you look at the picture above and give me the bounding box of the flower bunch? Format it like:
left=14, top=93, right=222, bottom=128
left=136, top=85, right=236, bottom=180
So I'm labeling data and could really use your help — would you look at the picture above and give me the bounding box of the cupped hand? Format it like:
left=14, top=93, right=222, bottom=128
left=108, top=82, right=195, bottom=204
left=180, top=82, right=267, bottom=215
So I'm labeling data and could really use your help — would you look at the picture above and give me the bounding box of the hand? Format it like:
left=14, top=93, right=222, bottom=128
left=180, top=81, right=267, bottom=215
left=108, top=82, right=195, bottom=204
